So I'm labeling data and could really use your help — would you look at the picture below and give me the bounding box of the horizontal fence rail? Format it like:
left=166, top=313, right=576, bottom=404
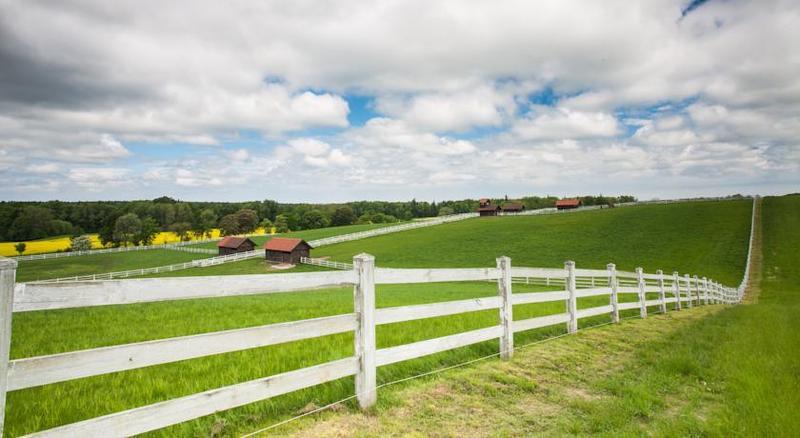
left=0, top=198, right=756, bottom=436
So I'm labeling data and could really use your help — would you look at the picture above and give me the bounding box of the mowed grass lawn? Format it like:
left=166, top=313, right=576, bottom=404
left=3, top=199, right=753, bottom=436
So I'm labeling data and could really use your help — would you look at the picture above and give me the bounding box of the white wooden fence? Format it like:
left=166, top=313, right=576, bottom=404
left=307, top=213, right=479, bottom=247
left=300, top=257, right=354, bottom=270
left=0, top=253, right=745, bottom=436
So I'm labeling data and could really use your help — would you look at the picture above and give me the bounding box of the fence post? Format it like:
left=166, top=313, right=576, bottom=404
left=565, top=261, right=577, bottom=334
left=353, top=253, right=376, bottom=409
left=657, top=269, right=667, bottom=314
left=497, top=256, right=513, bottom=360
left=0, top=257, right=17, bottom=435
left=702, top=277, right=709, bottom=305
left=636, top=267, right=647, bottom=318
left=673, top=271, right=682, bottom=310
left=709, top=280, right=716, bottom=304
left=693, top=275, right=700, bottom=306
left=607, top=263, right=619, bottom=323
left=684, top=274, right=693, bottom=308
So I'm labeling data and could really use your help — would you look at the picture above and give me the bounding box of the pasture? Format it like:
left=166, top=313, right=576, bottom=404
left=2, top=199, right=755, bottom=436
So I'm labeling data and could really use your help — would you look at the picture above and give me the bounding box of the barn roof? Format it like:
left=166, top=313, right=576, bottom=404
left=217, top=236, right=255, bottom=249
left=555, top=198, right=581, bottom=207
left=502, top=202, right=524, bottom=211
left=264, top=237, right=310, bottom=252
left=477, top=204, right=501, bottom=212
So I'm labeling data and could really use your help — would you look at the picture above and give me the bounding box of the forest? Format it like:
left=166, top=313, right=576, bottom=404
left=0, top=195, right=636, bottom=245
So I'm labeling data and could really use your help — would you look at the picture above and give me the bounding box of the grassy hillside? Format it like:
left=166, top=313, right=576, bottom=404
left=281, top=195, right=799, bottom=436
left=2, top=199, right=755, bottom=436
left=315, top=200, right=751, bottom=284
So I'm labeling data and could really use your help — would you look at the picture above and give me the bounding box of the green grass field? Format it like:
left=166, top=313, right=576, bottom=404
left=15, top=249, right=212, bottom=283
left=278, top=195, right=799, bottom=436
left=2, top=199, right=755, bottom=436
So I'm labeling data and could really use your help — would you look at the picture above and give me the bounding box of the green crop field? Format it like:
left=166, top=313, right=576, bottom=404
left=3, top=199, right=755, bottom=436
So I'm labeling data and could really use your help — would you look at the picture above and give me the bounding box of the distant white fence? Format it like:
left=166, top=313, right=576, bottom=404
left=0, top=247, right=749, bottom=436
left=308, top=213, right=479, bottom=247
left=301, top=257, right=353, bottom=270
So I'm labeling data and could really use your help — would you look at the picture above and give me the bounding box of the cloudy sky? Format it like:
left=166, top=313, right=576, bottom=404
left=1, top=0, right=798, bottom=202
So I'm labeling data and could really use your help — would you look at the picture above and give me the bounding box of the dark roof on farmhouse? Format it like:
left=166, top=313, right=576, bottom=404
left=217, top=236, right=254, bottom=249
left=502, top=203, right=524, bottom=211
left=555, top=198, right=581, bottom=207
left=264, top=237, right=309, bottom=252
left=477, top=204, right=501, bottom=212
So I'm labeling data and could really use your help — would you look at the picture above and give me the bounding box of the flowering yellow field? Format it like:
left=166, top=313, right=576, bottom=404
left=0, top=228, right=259, bottom=257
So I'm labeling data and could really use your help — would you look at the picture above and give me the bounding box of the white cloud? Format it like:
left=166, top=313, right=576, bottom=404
left=67, top=167, right=131, bottom=190
left=513, top=107, right=621, bottom=140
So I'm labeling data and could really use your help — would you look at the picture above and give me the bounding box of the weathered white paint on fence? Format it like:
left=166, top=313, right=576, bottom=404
left=375, top=326, right=503, bottom=367
left=25, top=357, right=359, bottom=438
left=14, top=270, right=356, bottom=312
left=608, top=263, right=620, bottom=323
left=0, top=257, right=16, bottom=432
left=375, top=267, right=498, bottom=284
left=497, top=256, right=513, bottom=360
left=673, top=271, right=682, bottom=310
left=575, top=287, right=611, bottom=298
left=657, top=270, right=667, bottom=314
left=512, top=291, right=569, bottom=305
left=565, top=261, right=578, bottom=334
left=576, top=305, right=614, bottom=319
left=7, top=314, right=357, bottom=391
left=513, top=313, right=571, bottom=333
left=376, top=297, right=501, bottom=325
left=353, top=254, right=377, bottom=409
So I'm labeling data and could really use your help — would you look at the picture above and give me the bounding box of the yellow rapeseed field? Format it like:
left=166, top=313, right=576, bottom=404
left=0, top=228, right=260, bottom=257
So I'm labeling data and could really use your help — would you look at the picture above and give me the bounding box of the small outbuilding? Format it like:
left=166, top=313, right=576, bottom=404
left=501, top=202, right=525, bottom=213
left=264, top=237, right=312, bottom=265
left=555, top=198, right=582, bottom=210
left=217, top=236, right=256, bottom=256
left=477, top=204, right=501, bottom=216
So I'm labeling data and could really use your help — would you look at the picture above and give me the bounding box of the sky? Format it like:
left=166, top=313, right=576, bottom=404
left=0, top=0, right=798, bottom=203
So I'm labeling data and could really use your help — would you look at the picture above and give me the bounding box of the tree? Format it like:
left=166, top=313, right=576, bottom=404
left=236, top=209, right=259, bottom=233
left=135, top=217, right=160, bottom=245
left=70, top=235, right=92, bottom=252
left=169, top=222, right=192, bottom=242
left=274, top=214, right=290, bottom=233
left=259, top=218, right=273, bottom=232
left=219, top=214, right=241, bottom=236
left=174, top=202, right=193, bottom=224
left=300, top=209, right=329, bottom=230
left=14, top=242, right=25, bottom=255
left=195, top=209, right=217, bottom=238
left=438, top=206, right=454, bottom=216
left=8, top=206, right=54, bottom=240
left=330, top=206, right=355, bottom=226
left=113, top=213, right=142, bottom=246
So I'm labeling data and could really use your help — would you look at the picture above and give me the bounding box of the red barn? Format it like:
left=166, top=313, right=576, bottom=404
left=477, top=204, right=501, bottom=216
left=217, top=236, right=256, bottom=256
left=555, top=198, right=582, bottom=210
left=264, top=238, right=312, bottom=264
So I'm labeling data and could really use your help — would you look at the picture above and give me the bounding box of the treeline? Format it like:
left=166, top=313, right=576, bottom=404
left=0, top=194, right=637, bottom=245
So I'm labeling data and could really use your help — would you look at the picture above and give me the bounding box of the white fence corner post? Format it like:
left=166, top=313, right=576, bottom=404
left=684, top=274, right=693, bottom=308
left=607, top=263, right=619, bottom=323
left=636, top=267, right=647, bottom=318
left=0, top=257, right=17, bottom=435
left=353, top=253, right=376, bottom=409
left=657, top=269, right=667, bottom=314
left=565, top=261, right=577, bottom=333
left=673, top=272, right=682, bottom=310
left=496, top=256, right=513, bottom=360
left=702, top=277, right=709, bottom=305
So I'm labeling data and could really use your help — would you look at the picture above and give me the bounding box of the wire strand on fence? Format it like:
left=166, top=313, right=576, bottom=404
left=239, top=312, right=653, bottom=437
